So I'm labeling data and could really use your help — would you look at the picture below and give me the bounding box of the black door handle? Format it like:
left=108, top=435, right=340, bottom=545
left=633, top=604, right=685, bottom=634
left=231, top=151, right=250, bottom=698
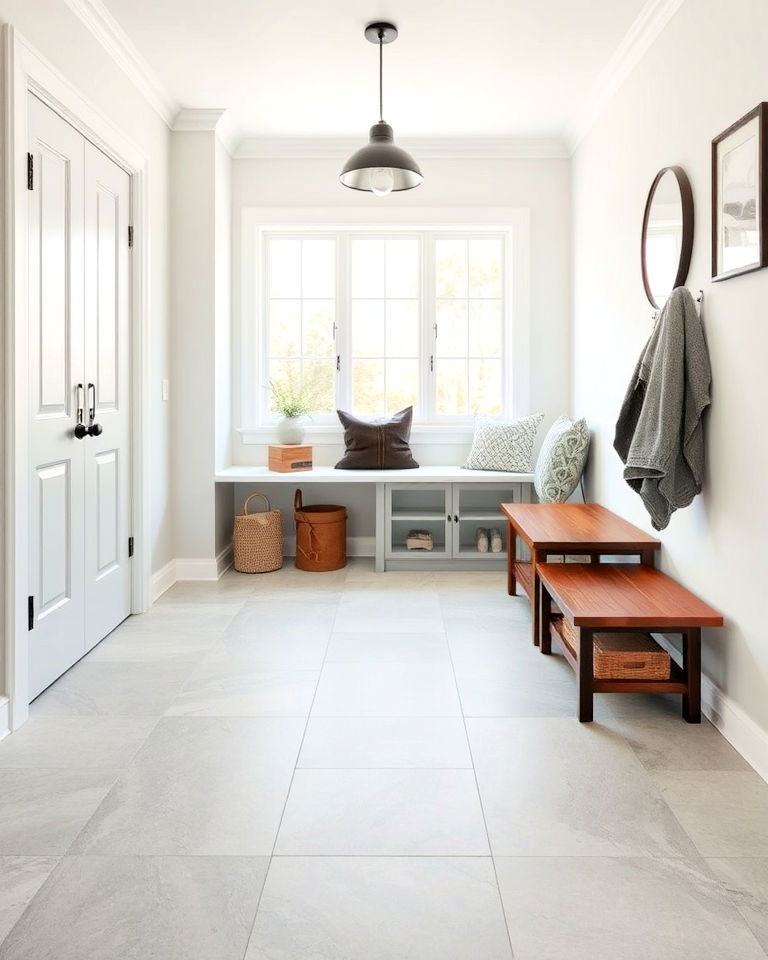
left=86, top=382, right=103, bottom=437
left=74, top=383, right=88, bottom=438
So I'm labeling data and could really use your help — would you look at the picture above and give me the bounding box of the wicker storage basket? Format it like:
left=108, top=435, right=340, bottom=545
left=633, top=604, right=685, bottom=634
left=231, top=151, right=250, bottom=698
left=294, top=489, right=347, bottom=572
left=233, top=493, right=284, bottom=573
left=556, top=616, right=671, bottom=680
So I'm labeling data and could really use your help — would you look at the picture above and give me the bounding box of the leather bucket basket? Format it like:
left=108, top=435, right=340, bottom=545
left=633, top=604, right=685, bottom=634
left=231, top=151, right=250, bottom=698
left=293, top=489, right=347, bottom=572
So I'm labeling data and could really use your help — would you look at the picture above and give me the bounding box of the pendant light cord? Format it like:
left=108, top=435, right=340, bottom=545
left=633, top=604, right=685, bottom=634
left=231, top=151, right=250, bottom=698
left=378, top=30, right=384, bottom=122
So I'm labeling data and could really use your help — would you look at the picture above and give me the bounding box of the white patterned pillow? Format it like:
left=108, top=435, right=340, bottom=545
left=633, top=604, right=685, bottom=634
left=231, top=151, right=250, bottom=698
left=534, top=416, right=590, bottom=503
left=463, top=414, right=544, bottom=472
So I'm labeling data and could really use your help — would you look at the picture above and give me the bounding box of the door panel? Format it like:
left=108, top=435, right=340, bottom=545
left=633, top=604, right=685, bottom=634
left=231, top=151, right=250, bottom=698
left=36, top=461, right=70, bottom=611
left=28, top=93, right=86, bottom=698
left=94, top=449, right=119, bottom=574
left=83, top=142, right=131, bottom=649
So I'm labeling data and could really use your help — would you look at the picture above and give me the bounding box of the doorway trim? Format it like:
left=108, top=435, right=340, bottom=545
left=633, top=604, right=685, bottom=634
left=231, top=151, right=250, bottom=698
left=2, top=25, right=152, bottom=732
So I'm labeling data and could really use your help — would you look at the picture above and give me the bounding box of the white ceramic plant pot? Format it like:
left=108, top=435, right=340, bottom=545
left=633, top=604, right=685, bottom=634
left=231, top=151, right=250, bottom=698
left=276, top=416, right=305, bottom=445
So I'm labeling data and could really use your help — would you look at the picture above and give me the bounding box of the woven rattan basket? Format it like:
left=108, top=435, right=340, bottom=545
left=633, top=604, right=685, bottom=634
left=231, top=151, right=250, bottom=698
left=557, top=616, right=670, bottom=680
left=233, top=493, right=284, bottom=573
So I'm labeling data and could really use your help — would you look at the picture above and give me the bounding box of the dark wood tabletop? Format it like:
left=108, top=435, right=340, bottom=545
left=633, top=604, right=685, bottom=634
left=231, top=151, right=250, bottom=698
left=536, top=562, right=724, bottom=629
left=501, top=503, right=661, bottom=552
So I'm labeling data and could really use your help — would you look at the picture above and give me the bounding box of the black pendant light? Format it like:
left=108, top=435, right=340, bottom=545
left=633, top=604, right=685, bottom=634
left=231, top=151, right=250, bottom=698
left=340, top=22, right=423, bottom=196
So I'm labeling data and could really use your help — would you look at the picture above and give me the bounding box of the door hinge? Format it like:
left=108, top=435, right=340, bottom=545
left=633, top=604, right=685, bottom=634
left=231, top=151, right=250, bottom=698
left=27, top=152, right=34, bottom=190
left=429, top=355, right=434, bottom=372
left=336, top=355, right=341, bottom=372
left=28, top=596, right=35, bottom=631
left=128, top=536, right=134, bottom=558
left=128, top=225, right=134, bottom=248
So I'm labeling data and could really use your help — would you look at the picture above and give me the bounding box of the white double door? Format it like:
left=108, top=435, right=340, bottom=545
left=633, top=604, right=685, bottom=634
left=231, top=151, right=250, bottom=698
left=28, top=94, right=132, bottom=699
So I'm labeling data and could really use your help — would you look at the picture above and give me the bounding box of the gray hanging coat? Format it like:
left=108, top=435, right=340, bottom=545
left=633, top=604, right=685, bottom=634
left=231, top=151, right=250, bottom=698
left=613, top=288, right=711, bottom=530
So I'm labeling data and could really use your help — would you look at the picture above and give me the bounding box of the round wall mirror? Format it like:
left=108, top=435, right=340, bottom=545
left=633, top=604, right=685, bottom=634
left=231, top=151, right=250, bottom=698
left=641, top=166, right=694, bottom=309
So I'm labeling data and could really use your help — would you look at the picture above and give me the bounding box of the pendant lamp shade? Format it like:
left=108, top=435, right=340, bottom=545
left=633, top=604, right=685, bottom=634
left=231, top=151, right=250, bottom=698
left=340, top=122, right=423, bottom=193
left=340, top=22, right=423, bottom=195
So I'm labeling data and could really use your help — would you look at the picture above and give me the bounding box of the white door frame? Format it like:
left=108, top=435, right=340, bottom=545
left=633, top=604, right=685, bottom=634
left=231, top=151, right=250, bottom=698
left=2, top=25, right=152, bottom=731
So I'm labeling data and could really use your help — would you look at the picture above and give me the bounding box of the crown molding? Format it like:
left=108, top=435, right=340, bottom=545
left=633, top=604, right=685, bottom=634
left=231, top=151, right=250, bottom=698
left=565, top=0, right=688, bottom=153
left=233, top=136, right=569, bottom=160
left=61, top=0, right=178, bottom=126
left=173, top=108, right=239, bottom=156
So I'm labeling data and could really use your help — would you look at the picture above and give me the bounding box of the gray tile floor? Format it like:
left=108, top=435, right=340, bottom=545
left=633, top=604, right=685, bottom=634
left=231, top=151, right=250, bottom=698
left=1, top=560, right=767, bottom=959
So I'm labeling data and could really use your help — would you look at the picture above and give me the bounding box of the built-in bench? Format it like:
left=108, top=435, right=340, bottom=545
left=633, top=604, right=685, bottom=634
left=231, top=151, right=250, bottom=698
left=216, top=466, right=535, bottom=571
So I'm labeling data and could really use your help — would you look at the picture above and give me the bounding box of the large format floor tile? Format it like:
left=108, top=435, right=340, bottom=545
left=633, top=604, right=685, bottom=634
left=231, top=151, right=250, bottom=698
left=311, top=663, right=462, bottom=716
left=609, top=716, right=752, bottom=772
left=2, top=563, right=763, bottom=958
left=495, top=856, right=766, bottom=960
left=0, top=856, right=268, bottom=960
left=275, top=769, right=489, bottom=855
left=0, top=857, right=59, bottom=944
left=165, top=647, right=319, bottom=717
left=333, top=591, right=443, bottom=634
left=468, top=717, right=697, bottom=857
left=707, top=858, right=768, bottom=952
left=324, top=631, right=450, bottom=664
left=245, top=857, right=512, bottom=960
left=655, top=771, right=768, bottom=856
left=0, top=769, right=116, bottom=855
left=298, top=716, right=472, bottom=768
left=73, top=718, right=304, bottom=855
left=31, top=662, right=193, bottom=717
left=0, top=717, right=156, bottom=770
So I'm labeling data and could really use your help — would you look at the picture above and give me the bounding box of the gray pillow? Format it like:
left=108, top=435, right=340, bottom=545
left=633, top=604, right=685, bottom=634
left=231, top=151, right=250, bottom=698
left=463, top=414, right=544, bottom=472
left=534, top=416, right=590, bottom=502
left=335, top=406, right=419, bottom=469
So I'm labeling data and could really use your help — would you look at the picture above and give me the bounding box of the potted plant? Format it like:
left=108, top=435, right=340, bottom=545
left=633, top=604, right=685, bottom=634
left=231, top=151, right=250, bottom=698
left=270, top=373, right=318, bottom=444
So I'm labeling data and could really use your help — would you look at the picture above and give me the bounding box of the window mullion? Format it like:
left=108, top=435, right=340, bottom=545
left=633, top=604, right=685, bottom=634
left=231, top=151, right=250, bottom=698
left=337, top=232, right=350, bottom=412
left=422, top=233, right=435, bottom=421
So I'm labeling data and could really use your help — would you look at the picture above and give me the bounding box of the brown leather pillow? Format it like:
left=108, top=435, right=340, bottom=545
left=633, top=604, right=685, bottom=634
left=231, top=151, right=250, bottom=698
left=335, top=407, right=419, bottom=470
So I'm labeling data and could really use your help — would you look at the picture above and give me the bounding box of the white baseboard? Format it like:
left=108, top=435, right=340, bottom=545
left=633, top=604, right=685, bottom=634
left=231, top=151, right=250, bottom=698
left=0, top=696, right=9, bottom=743
left=150, top=559, right=177, bottom=603
left=654, top=634, right=768, bottom=784
left=150, top=546, right=234, bottom=603
left=283, top=535, right=375, bottom=558
left=216, top=544, right=234, bottom=576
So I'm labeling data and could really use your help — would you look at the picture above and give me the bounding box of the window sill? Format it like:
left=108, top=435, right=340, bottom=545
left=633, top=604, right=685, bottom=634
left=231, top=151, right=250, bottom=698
left=237, top=425, right=475, bottom=446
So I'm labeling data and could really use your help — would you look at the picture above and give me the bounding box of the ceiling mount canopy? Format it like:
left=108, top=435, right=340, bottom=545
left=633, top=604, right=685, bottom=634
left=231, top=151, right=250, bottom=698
left=339, top=21, right=423, bottom=196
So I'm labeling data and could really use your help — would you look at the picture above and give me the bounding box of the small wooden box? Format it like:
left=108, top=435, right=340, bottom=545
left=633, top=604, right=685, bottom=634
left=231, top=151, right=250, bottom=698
left=268, top=444, right=313, bottom=473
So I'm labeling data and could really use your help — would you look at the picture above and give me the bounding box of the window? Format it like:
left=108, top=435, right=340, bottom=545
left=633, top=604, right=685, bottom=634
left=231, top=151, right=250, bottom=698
left=257, top=228, right=511, bottom=426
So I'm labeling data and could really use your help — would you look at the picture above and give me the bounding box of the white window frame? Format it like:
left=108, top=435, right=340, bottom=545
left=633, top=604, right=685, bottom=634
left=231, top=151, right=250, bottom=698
left=237, top=208, right=530, bottom=444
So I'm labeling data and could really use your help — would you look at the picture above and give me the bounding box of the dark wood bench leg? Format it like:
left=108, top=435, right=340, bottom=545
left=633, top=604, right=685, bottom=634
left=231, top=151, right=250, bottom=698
left=539, top=583, right=552, bottom=654
left=682, top=627, right=701, bottom=723
left=531, top=547, right=541, bottom=646
left=578, top=627, right=594, bottom=722
left=507, top=523, right=517, bottom=596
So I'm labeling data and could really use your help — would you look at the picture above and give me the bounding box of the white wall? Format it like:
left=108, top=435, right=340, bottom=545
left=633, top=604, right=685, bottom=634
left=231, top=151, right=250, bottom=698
left=231, top=156, right=572, bottom=468
left=170, top=129, right=233, bottom=562
left=572, top=0, right=768, bottom=746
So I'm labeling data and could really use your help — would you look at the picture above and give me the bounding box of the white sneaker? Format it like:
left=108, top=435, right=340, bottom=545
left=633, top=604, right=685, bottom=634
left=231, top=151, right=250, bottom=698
left=489, top=528, right=503, bottom=553
left=476, top=528, right=489, bottom=553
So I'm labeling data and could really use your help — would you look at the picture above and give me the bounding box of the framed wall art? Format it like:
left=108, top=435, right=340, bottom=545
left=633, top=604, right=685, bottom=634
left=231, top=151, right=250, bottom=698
left=712, top=102, right=768, bottom=281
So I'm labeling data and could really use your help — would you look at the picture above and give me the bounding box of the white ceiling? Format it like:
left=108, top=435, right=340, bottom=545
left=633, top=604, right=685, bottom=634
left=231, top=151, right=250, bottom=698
left=101, top=0, right=649, bottom=142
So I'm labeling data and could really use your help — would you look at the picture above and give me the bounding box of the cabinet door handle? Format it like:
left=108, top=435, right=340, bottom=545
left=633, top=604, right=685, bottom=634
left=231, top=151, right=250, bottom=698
left=453, top=514, right=459, bottom=523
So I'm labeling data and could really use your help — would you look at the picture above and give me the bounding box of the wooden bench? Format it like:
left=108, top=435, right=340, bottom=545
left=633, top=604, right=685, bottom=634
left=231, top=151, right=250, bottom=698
left=501, top=503, right=661, bottom=645
left=536, top=562, right=724, bottom=722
